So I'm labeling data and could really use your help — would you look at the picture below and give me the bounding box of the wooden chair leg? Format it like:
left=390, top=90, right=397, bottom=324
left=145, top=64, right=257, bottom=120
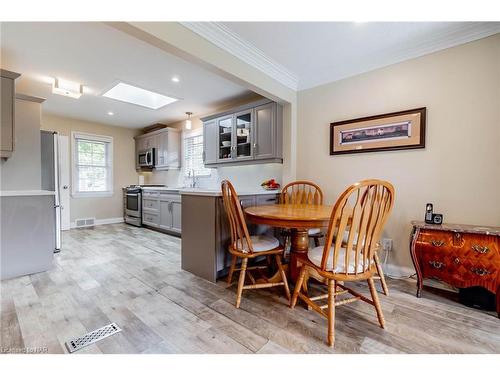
left=327, top=279, right=336, bottom=347
left=236, top=258, right=248, bottom=308
left=275, top=254, right=291, bottom=302
left=368, top=277, right=385, bottom=328
left=227, top=255, right=237, bottom=286
left=290, top=266, right=307, bottom=308
left=373, top=251, right=389, bottom=296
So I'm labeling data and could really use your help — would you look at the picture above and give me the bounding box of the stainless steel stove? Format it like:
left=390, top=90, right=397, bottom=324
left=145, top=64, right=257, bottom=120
left=123, top=184, right=165, bottom=227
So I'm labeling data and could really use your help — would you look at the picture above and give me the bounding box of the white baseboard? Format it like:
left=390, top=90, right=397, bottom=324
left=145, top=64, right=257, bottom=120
left=382, top=263, right=415, bottom=278
left=70, top=217, right=124, bottom=229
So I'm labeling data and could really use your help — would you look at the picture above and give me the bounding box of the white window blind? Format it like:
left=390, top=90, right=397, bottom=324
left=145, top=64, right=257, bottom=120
left=184, top=130, right=211, bottom=177
left=72, top=132, right=113, bottom=197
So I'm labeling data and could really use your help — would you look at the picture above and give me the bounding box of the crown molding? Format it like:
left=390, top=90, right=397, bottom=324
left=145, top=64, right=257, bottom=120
left=182, top=22, right=500, bottom=93
left=181, top=22, right=299, bottom=91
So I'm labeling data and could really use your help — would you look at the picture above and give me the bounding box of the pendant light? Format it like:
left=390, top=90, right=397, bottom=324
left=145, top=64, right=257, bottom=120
left=185, top=112, right=193, bottom=130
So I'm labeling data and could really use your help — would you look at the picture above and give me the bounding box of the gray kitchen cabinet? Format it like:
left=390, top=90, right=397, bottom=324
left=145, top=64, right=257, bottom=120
left=1, top=70, right=21, bottom=159
left=171, top=201, right=182, bottom=233
left=143, top=191, right=181, bottom=235
left=202, top=99, right=283, bottom=167
left=181, top=192, right=278, bottom=283
left=135, top=128, right=180, bottom=171
left=254, top=102, right=276, bottom=160
left=142, top=211, right=159, bottom=227
left=203, top=119, right=217, bottom=164
left=159, top=201, right=172, bottom=229
left=216, top=115, right=234, bottom=163
left=155, top=128, right=180, bottom=170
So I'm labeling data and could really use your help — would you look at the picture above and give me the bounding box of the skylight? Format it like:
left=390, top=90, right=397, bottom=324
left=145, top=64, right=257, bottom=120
left=102, top=82, right=178, bottom=109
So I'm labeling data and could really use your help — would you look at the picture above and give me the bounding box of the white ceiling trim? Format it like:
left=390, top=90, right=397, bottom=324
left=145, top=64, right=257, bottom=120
left=182, top=22, right=500, bottom=92
left=181, top=22, right=299, bottom=90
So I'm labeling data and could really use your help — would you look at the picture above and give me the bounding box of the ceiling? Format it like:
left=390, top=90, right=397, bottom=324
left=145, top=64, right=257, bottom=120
left=185, top=22, right=500, bottom=90
left=0, top=22, right=251, bottom=128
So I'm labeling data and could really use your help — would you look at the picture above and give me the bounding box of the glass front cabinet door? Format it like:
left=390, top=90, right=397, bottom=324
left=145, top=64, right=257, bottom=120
left=234, top=109, right=253, bottom=161
left=217, top=115, right=233, bottom=162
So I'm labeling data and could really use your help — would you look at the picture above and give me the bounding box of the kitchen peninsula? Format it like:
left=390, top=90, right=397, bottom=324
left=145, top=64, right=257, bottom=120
left=181, top=188, right=279, bottom=282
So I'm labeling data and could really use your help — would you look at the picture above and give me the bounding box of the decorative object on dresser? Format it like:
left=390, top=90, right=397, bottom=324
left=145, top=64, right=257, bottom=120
left=330, top=107, right=426, bottom=155
left=410, top=221, right=500, bottom=318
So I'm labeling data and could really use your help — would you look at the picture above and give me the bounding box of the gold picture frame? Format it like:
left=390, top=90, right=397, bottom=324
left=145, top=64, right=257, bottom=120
left=330, top=108, right=426, bottom=155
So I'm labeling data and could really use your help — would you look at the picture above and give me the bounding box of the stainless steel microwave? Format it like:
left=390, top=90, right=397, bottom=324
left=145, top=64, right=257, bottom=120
left=138, top=148, right=155, bottom=168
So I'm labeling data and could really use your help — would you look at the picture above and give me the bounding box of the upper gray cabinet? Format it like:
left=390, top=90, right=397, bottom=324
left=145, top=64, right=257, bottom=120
left=134, top=127, right=180, bottom=171
left=203, top=119, right=217, bottom=165
left=202, top=99, right=283, bottom=167
left=1, top=69, right=21, bottom=159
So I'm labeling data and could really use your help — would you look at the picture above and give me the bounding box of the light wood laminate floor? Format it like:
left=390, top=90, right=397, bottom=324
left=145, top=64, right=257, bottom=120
left=1, top=224, right=499, bottom=354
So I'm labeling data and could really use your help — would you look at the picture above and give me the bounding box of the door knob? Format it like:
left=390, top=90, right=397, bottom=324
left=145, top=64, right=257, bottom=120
left=63, top=185, right=69, bottom=189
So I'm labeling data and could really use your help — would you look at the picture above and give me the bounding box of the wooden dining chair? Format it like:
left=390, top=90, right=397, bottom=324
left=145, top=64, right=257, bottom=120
left=290, top=179, right=395, bottom=347
left=280, top=181, right=324, bottom=247
left=221, top=180, right=291, bottom=308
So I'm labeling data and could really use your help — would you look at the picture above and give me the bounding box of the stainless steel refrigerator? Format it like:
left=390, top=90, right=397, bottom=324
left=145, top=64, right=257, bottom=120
left=40, top=130, right=62, bottom=252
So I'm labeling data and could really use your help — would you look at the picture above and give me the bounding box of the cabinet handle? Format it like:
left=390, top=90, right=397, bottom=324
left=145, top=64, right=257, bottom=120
left=470, top=267, right=491, bottom=276
left=431, top=240, right=445, bottom=247
left=472, top=244, right=489, bottom=254
left=429, top=260, right=444, bottom=269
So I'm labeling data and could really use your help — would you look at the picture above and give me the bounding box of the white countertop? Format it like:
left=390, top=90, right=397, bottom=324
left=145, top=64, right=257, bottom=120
left=141, top=186, right=182, bottom=192
left=0, top=190, right=56, bottom=197
left=180, top=188, right=280, bottom=197
left=138, top=186, right=279, bottom=196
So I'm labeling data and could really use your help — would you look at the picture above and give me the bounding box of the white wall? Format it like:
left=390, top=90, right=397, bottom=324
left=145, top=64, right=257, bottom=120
left=0, top=97, right=42, bottom=191
left=296, top=34, right=500, bottom=274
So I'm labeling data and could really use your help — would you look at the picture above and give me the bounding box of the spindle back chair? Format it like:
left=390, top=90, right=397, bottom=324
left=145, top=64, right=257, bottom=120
left=221, top=180, right=290, bottom=308
left=290, top=179, right=395, bottom=347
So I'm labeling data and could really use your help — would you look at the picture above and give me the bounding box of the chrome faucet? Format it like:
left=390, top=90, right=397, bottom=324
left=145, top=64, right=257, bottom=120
left=189, top=169, right=197, bottom=188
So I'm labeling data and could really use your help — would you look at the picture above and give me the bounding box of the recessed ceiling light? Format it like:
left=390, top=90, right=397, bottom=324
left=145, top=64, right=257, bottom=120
left=102, top=82, right=178, bottom=110
left=107, top=111, right=114, bottom=116
left=52, top=78, right=83, bottom=99
left=171, top=76, right=180, bottom=83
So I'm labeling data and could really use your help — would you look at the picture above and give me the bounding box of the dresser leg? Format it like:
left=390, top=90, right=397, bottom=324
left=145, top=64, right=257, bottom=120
left=409, top=226, right=423, bottom=298
left=496, top=286, right=500, bottom=319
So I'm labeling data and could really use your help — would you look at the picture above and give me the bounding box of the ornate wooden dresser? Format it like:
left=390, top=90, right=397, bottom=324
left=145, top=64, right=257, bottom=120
left=410, top=221, right=500, bottom=317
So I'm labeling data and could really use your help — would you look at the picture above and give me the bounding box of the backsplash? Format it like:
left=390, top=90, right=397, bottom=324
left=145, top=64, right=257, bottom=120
left=140, top=163, right=283, bottom=191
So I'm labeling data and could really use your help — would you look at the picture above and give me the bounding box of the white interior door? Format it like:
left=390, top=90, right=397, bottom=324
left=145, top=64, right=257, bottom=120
left=58, top=135, right=71, bottom=230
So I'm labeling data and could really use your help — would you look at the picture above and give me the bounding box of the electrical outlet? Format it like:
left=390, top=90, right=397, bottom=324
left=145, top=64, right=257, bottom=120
left=381, top=238, right=393, bottom=252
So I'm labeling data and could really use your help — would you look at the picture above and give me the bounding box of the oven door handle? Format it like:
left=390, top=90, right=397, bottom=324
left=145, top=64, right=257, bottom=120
left=126, top=193, right=140, bottom=197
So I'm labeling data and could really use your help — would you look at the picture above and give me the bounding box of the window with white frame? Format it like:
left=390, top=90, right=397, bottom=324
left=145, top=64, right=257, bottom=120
left=72, top=132, right=113, bottom=197
left=183, top=129, right=211, bottom=177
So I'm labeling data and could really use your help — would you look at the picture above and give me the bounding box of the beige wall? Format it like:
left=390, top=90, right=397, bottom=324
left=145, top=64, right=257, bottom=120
left=41, top=114, right=139, bottom=223
left=1, top=98, right=42, bottom=191
left=297, top=34, right=500, bottom=274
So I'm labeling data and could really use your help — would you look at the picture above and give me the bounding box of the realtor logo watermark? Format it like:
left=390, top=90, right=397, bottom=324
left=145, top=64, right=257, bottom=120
left=1, top=347, right=49, bottom=354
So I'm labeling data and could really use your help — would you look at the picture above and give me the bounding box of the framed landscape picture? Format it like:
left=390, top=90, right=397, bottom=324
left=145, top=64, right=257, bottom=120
left=330, top=107, right=426, bottom=155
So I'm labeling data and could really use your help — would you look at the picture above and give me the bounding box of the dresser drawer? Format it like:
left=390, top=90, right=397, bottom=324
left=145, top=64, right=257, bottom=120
left=417, top=230, right=455, bottom=250
left=419, top=248, right=462, bottom=284
left=458, top=233, right=500, bottom=263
